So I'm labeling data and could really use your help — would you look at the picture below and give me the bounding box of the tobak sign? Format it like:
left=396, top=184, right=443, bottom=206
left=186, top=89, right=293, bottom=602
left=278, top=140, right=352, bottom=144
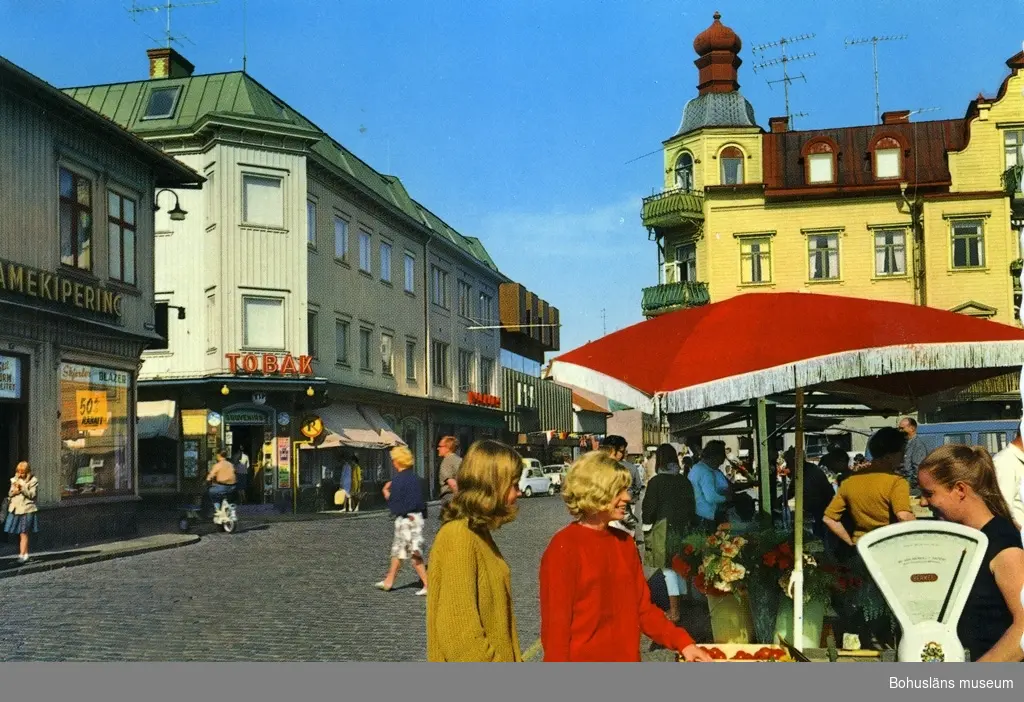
left=226, top=353, right=313, bottom=376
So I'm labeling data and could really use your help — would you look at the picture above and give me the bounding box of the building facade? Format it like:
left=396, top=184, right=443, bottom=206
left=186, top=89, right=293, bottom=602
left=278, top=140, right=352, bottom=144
left=0, top=55, right=200, bottom=545
left=641, top=13, right=1021, bottom=329
left=64, top=48, right=510, bottom=507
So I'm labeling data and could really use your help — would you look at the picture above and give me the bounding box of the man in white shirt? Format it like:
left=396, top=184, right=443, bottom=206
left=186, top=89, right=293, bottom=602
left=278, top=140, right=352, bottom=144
left=991, top=430, right=1024, bottom=532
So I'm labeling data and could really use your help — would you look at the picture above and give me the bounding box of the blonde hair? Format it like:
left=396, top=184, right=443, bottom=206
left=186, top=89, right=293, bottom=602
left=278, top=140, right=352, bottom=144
left=390, top=446, right=415, bottom=470
left=442, top=440, right=523, bottom=531
left=14, top=461, right=31, bottom=479
left=562, top=451, right=631, bottom=519
left=918, top=444, right=1013, bottom=522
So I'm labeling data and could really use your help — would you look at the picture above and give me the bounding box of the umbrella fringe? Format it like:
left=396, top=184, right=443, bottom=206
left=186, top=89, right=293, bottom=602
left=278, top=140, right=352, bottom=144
left=547, top=361, right=656, bottom=414
left=664, top=342, right=1024, bottom=414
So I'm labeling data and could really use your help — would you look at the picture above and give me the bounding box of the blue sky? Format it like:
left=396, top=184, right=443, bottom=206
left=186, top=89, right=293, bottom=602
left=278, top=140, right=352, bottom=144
left=3, top=0, right=1024, bottom=353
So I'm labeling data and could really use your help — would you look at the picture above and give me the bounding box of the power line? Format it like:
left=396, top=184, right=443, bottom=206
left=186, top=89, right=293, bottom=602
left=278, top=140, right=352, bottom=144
left=845, top=35, right=907, bottom=124
left=752, top=34, right=816, bottom=127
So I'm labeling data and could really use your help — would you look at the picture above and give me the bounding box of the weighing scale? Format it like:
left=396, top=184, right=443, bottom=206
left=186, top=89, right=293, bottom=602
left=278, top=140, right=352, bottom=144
left=856, top=521, right=989, bottom=662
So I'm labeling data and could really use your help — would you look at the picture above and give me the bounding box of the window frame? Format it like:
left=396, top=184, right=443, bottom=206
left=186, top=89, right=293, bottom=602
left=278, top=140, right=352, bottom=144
left=241, top=295, right=286, bottom=351
left=404, top=252, right=416, bottom=293
left=141, top=85, right=182, bottom=120
left=719, top=145, right=745, bottom=186
left=458, top=280, right=473, bottom=318
left=737, top=234, right=773, bottom=285
left=59, top=167, right=94, bottom=272
left=380, top=241, right=393, bottom=283
left=358, top=230, right=372, bottom=273
left=431, top=265, right=450, bottom=309
left=949, top=218, right=986, bottom=269
left=241, top=174, right=284, bottom=228
left=673, top=243, right=697, bottom=283
left=802, top=138, right=837, bottom=185
left=457, top=348, right=475, bottom=392
left=674, top=151, right=695, bottom=191
left=480, top=357, right=495, bottom=395
left=807, top=231, right=841, bottom=281
left=871, top=136, right=904, bottom=181
left=381, top=332, right=394, bottom=375
left=873, top=228, right=908, bottom=278
left=359, top=326, right=373, bottom=372
left=107, top=189, right=137, bottom=285
left=431, top=340, right=450, bottom=388
left=306, top=200, right=317, bottom=248
left=405, top=339, right=417, bottom=381
left=479, top=292, right=493, bottom=324
left=307, top=309, right=318, bottom=359
left=335, top=319, right=350, bottom=366
left=334, top=215, right=349, bottom=262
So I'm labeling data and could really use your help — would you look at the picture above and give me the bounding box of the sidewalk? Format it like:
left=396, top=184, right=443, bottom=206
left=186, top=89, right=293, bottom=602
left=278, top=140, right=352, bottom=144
left=0, top=532, right=199, bottom=579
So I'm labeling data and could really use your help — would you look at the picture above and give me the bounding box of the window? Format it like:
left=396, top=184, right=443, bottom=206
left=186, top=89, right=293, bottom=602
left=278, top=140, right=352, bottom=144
left=432, top=340, right=450, bottom=387
left=380, top=242, right=392, bottom=282
left=674, top=152, right=694, bottom=190
left=943, top=433, right=971, bottom=445
left=405, top=340, right=417, bottom=381
left=152, top=302, right=169, bottom=351
left=307, top=311, right=318, bottom=358
left=334, top=216, right=348, bottom=260
left=979, top=432, right=1008, bottom=454
left=404, top=253, right=415, bottom=293
left=242, top=175, right=283, bottom=227
left=381, top=333, right=394, bottom=375
left=740, top=238, right=771, bottom=284
left=359, top=328, right=373, bottom=371
left=803, top=141, right=835, bottom=184
left=874, top=229, right=906, bottom=276
left=873, top=138, right=902, bottom=180
left=242, top=296, right=285, bottom=350
left=951, top=219, right=985, bottom=268
left=431, top=266, right=449, bottom=308
left=306, top=201, right=317, bottom=246
left=720, top=146, right=744, bottom=185
left=107, top=190, right=136, bottom=284
left=335, top=320, right=350, bottom=365
left=458, top=280, right=473, bottom=317
left=808, top=233, right=840, bottom=280
left=479, top=292, right=493, bottom=323
left=143, top=86, right=181, bottom=119
left=59, top=167, right=92, bottom=270
left=1005, top=130, right=1024, bottom=169
left=359, top=231, right=371, bottom=272
left=205, top=294, right=216, bottom=351
left=59, top=363, right=134, bottom=498
left=457, top=349, right=475, bottom=392
left=480, top=357, right=494, bottom=395
left=673, top=244, right=696, bottom=283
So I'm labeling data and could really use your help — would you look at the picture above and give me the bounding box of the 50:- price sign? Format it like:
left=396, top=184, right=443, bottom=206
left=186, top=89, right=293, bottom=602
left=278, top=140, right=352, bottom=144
left=76, top=390, right=109, bottom=433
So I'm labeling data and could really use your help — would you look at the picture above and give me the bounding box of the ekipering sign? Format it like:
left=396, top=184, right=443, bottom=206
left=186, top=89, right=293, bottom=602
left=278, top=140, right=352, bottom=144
left=0, top=258, right=123, bottom=318
left=225, top=353, right=313, bottom=376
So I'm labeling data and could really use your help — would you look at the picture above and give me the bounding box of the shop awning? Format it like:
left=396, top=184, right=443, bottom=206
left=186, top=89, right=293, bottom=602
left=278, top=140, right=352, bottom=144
left=431, top=404, right=507, bottom=429
left=301, top=404, right=405, bottom=450
left=137, top=400, right=178, bottom=441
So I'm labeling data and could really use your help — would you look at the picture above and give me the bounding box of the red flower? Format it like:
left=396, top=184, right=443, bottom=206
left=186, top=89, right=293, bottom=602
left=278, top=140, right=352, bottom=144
left=778, top=541, right=792, bottom=555
left=683, top=544, right=695, bottom=556
left=763, top=551, right=778, bottom=567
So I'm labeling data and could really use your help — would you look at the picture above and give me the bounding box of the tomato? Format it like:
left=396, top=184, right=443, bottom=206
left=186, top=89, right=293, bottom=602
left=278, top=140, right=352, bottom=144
left=706, top=647, right=727, bottom=660
left=753, top=647, right=773, bottom=660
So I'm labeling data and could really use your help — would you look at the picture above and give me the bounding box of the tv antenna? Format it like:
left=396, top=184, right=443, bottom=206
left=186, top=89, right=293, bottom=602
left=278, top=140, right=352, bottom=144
left=752, top=34, right=816, bottom=127
left=127, top=0, right=218, bottom=49
left=845, top=35, right=907, bottom=124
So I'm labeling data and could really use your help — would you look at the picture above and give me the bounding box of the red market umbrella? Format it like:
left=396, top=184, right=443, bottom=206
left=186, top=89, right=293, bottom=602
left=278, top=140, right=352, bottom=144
left=548, top=292, right=1024, bottom=650
left=549, top=292, right=1024, bottom=415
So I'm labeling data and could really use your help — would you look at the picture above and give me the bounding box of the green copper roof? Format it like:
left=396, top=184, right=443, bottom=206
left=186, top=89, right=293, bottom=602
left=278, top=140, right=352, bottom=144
left=63, top=72, right=498, bottom=273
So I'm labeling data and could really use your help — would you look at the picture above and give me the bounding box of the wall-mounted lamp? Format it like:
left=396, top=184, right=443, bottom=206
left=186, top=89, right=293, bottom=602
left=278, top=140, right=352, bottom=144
left=220, top=384, right=230, bottom=396
left=306, top=386, right=315, bottom=397
left=167, top=304, right=186, bottom=320
left=154, top=189, right=188, bottom=221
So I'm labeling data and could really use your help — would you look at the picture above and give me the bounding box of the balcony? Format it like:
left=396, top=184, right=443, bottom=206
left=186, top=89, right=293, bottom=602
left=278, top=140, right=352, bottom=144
left=641, top=281, right=710, bottom=317
left=641, top=188, right=704, bottom=230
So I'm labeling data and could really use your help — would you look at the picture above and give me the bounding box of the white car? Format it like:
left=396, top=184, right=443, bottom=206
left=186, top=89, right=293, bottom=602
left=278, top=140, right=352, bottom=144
left=543, top=464, right=569, bottom=489
left=519, top=461, right=555, bottom=497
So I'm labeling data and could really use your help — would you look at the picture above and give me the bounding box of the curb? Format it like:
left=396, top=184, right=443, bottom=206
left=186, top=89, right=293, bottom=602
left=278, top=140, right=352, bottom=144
left=0, top=534, right=200, bottom=579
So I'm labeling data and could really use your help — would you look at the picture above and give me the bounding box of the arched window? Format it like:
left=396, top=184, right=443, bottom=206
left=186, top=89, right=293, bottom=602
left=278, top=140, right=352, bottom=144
left=804, top=140, right=837, bottom=184
left=720, top=146, right=744, bottom=185
left=872, top=136, right=903, bottom=180
left=674, top=152, right=694, bottom=191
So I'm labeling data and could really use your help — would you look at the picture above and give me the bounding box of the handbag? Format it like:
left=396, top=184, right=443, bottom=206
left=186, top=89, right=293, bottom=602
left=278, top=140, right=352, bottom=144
left=333, top=488, right=348, bottom=506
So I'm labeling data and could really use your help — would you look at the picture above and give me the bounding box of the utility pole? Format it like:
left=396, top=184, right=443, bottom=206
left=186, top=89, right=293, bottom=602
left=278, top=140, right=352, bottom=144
left=127, top=0, right=218, bottom=49
left=845, top=35, right=907, bottom=124
left=752, top=34, right=816, bottom=127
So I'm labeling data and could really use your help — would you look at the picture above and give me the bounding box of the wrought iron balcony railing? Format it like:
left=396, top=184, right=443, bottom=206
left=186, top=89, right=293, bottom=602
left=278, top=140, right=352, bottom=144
left=641, top=281, right=710, bottom=316
left=641, top=188, right=704, bottom=229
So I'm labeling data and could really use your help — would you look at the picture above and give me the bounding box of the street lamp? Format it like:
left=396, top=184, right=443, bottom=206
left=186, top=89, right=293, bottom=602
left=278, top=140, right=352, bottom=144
left=154, top=189, right=188, bottom=221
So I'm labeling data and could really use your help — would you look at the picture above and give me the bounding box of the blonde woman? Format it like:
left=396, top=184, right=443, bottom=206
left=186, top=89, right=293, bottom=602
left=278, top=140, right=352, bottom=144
left=540, top=451, right=711, bottom=662
left=427, top=440, right=524, bottom=661
left=917, top=445, right=1024, bottom=662
left=5, top=461, right=39, bottom=563
left=375, top=446, right=428, bottom=595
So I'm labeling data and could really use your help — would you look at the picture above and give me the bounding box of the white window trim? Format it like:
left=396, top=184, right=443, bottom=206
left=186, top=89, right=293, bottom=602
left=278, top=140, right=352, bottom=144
left=241, top=295, right=286, bottom=351
left=241, top=173, right=285, bottom=229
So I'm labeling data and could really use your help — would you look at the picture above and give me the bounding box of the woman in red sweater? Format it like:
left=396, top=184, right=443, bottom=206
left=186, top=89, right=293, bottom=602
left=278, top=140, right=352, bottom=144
left=540, top=451, right=711, bottom=662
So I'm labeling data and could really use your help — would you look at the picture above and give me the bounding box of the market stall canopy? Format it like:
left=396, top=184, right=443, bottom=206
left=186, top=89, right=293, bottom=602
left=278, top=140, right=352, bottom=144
left=547, top=293, right=1024, bottom=414
left=301, top=404, right=406, bottom=450
left=137, top=400, right=179, bottom=441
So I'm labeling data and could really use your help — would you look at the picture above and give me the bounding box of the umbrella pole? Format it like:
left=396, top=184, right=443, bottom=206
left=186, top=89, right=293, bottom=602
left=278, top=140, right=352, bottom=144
left=792, top=386, right=806, bottom=650
left=756, top=397, right=771, bottom=523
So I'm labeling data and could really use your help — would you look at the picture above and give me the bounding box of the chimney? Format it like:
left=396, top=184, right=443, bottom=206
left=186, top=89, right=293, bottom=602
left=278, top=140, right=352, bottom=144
left=146, top=48, right=195, bottom=80
left=881, top=110, right=910, bottom=125
left=769, top=116, right=790, bottom=133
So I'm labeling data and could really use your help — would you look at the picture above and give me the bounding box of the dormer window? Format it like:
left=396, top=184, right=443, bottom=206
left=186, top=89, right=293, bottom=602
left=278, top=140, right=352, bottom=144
left=143, top=86, right=181, bottom=120
left=720, top=146, right=744, bottom=185
left=873, top=137, right=902, bottom=180
left=674, top=152, right=694, bottom=191
left=804, top=139, right=836, bottom=184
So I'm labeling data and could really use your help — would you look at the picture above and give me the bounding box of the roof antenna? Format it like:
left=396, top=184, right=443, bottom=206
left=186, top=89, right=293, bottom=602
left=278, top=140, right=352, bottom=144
left=752, top=34, right=816, bottom=129
left=127, top=0, right=219, bottom=50
left=845, top=35, right=907, bottom=124
left=242, top=0, right=248, bottom=73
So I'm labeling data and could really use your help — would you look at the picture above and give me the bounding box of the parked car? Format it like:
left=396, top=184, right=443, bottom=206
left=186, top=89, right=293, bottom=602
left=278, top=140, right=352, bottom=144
left=519, top=460, right=555, bottom=497
left=543, top=464, right=569, bottom=490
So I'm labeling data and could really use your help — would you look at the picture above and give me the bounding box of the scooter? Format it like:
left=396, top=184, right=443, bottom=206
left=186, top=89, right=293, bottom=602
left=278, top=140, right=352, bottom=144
left=178, top=489, right=238, bottom=533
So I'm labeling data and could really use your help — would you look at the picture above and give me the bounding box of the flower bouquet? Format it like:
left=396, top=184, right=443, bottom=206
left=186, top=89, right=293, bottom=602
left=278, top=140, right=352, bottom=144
left=675, top=527, right=755, bottom=643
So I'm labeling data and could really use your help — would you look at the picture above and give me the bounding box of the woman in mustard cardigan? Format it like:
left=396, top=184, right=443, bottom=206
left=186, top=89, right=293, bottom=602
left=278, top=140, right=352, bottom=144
left=426, top=440, right=524, bottom=661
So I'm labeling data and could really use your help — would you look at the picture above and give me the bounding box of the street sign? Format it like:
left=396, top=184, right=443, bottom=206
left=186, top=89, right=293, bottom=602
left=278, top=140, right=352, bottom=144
left=300, top=415, right=324, bottom=440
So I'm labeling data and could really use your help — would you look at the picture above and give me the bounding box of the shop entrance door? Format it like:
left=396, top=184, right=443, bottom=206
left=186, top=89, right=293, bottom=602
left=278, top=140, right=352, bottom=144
left=0, top=403, right=26, bottom=477
left=227, top=424, right=265, bottom=504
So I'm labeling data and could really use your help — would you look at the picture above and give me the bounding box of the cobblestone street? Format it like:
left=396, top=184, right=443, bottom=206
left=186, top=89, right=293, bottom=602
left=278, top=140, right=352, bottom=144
left=0, top=496, right=572, bottom=661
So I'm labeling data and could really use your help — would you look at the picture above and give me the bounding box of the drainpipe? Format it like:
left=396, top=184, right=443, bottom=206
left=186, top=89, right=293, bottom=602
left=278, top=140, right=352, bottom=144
left=423, top=234, right=435, bottom=496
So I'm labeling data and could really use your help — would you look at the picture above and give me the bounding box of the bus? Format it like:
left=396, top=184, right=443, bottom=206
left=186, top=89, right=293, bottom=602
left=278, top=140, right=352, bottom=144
left=914, top=420, right=1019, bottom=455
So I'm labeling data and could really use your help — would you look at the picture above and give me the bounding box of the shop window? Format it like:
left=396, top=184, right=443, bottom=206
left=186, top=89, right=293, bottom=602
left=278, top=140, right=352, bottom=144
left=720, top=146, right=744, bottom=185
left=59, top=363, right=134, bottom=498
left=674, top=152, right=694, bottom=190
left=59, top=167, right=93, bottom=271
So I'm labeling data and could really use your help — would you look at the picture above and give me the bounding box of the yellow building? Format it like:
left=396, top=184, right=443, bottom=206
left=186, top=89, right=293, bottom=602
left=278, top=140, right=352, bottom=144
left=642, top=12, right=1024, bottom=327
